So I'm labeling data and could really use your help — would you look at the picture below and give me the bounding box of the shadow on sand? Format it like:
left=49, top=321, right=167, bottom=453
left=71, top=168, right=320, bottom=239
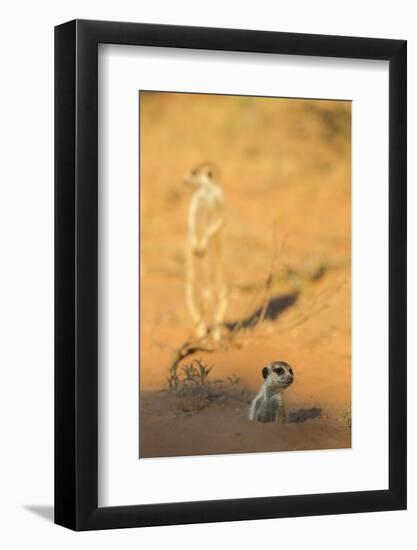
left=288, top=407, right=322, bottom=423
left=225, top=291, right=299, bottom=331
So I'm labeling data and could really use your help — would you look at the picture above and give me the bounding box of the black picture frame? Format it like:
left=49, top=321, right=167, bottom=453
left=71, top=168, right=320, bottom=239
left=55, top=19, right=407, bottom=531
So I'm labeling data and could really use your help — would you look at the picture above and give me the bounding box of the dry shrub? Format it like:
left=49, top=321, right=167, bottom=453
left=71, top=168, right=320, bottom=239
left=341, top=404, right=352, bottom=429
left=168, top=358, right=241, bottom=413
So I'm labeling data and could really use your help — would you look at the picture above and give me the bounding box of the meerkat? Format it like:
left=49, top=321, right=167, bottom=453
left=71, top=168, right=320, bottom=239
left=184, top=162, right=227, bottom=341
left=249, top=361, right=294, bottom=424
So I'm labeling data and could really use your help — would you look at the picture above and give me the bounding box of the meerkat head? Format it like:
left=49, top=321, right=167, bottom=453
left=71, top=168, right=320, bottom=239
left=262, top=361, right=294, bottom=391
left=184, top=163, right=220, bottom=189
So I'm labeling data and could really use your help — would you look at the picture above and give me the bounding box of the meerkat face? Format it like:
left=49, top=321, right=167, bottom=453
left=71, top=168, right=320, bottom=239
left=262, top=361, right=294, bottom=391
left=184, top=163, right=219, bottom=189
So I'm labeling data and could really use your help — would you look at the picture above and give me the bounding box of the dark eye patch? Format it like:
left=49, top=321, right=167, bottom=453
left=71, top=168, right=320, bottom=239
left=275, top=367, right=285, bottom=376
left=289, top=368, right=293, bottom=375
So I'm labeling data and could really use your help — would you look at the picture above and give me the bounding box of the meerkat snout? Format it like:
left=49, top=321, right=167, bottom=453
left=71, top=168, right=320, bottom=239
left=249, top=361, right=294, bottom=424
left=262, top=361, right=294, bottom=389
left=184, top=163, right=219, bottom=189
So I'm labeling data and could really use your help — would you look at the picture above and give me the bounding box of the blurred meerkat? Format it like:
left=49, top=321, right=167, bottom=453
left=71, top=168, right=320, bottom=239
left=184, top=163, right=227, bottom=341
left=249, top=361, right=294, bottom=424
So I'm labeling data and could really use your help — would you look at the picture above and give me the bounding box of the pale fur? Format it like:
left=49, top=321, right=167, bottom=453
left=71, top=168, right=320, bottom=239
left=184, top=163, right=227, bottom=341
left=249, top=362, right=294, bottom=424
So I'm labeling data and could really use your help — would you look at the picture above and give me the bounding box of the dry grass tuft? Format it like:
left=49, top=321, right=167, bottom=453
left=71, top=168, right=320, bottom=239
left=341, top=404, right=352, bottom=429
left=167, top=358, right=244, bottom=413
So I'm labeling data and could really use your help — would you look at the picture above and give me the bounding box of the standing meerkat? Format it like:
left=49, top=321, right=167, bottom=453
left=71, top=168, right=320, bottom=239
left=249, top=361, right=294, bottom=423
left=184, top=162, right=227, bottom=341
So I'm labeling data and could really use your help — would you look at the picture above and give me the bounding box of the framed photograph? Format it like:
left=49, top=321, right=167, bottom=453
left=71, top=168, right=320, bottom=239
left=55, top=19, right=406, bottom=530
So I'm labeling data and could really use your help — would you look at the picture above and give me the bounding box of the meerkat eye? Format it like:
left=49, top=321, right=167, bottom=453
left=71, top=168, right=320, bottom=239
left=289, top=368, right=293, bottom=375
left=275, top=367, right=284, bottom=375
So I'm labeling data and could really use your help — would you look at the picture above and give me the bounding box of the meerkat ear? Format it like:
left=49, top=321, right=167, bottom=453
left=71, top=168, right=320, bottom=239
left=262, top=367, right=269, bottom=379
